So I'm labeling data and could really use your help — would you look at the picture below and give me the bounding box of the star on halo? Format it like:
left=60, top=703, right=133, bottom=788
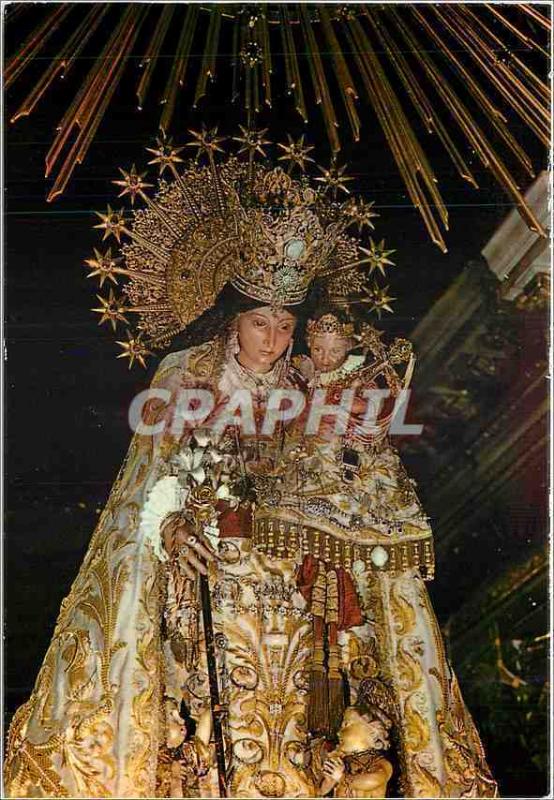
left=363, top=282, right=396, bottom=317
left=91, top=288, right=129, bottom=330
left=185, top=126, right=227, bottom=159
left=85, top=247, right=122, bottom=288
left=116, top=330, right=151, bottom=369
left=314, top=160, right=353, bottom=196
left=233, top=125, right=271, bottom=159
left=344, top=197, right=379, bottom=233
left=277, top=134, right=315, bottom=173
left=112, top=164, right=153, bottom=205
left=358, top=239, right=396, bottom=276
left=94, top=205, right=127, bottom=243
left=146, top=136, right=184, bottom=176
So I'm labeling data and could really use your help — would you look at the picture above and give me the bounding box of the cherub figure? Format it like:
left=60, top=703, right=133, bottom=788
left=319, top=703, right=393, bottom=798
left=157, top=704, right=212, bottom=797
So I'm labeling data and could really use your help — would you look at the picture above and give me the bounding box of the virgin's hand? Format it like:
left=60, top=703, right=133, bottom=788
left=161, top=516, right=216, bottom=578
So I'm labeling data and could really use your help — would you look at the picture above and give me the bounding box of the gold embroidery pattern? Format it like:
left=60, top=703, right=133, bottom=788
left=341, top=568, right=491, bottom=797
left=171, top=547, right=316, bottom=798
left=4, top=353, right=182, bottom=798
left=125, top=569, right=163, bottom=794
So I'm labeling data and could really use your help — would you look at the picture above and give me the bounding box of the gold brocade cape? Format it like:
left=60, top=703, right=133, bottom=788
left=4, top=350, right=187, bottom=798
left=5, top=342, right=498, bottom=798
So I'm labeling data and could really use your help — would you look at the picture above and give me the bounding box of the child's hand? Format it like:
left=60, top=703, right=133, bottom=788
left=322, top=754, right=345, bottom=786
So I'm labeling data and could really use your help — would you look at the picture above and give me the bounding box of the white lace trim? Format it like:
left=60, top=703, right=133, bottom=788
left=317, top=354, right=366, bottom=385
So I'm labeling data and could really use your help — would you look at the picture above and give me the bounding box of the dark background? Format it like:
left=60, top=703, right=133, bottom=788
left=4, top=4, right=550, bottom=796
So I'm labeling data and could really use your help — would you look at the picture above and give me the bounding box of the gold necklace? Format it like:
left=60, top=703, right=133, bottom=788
left=230, top=354, right=284, bottom=393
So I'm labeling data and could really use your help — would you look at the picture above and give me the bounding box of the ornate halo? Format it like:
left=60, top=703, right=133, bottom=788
left=87, top=128, right=396, bottom=367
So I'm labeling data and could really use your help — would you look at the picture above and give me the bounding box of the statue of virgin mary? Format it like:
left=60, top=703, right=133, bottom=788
left=4, top=136, right=497, bottom=798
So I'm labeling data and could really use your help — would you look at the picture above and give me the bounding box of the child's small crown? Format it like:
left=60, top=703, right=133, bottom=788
left=307, top=313, right=355, bottom=339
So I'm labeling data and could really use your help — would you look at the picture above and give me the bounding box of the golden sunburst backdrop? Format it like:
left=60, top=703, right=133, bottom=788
left=5, top=3, right=550, bottom=251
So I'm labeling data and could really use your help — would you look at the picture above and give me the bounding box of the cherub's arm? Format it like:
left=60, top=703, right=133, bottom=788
left=195, top=708, right=212, bottom=747
left=319, top=754, right=346, bottom=796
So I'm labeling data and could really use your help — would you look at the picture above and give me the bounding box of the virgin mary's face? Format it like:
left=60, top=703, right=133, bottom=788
left=236, top=307, right=296, bottom=373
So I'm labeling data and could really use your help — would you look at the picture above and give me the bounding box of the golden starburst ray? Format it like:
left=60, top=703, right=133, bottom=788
left=160, top=6, right=199, bottom=134
left=10, top=6, right=109, bottom=124
left=194, top=8, right=222, bottom=109
left=299, top=5, right=341, bottom=155
left=6, top=5, right=549, bottom=245
left=389, top=7, right=545, bottom=238
left=43, top=5, right=147, bottom=201
left=279, top=5, right=307, bottom=122
left=4, top=4, right=71, bottom=89
left=136, top=5, right=175, bottom=111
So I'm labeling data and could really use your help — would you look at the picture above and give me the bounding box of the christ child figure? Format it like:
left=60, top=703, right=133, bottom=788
left=296, top=309, right=414, bottom=447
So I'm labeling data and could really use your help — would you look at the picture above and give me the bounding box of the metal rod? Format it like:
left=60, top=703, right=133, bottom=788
left=160, top=6, right=199, bottom=134
left=200, top=573, right=228, bottom=797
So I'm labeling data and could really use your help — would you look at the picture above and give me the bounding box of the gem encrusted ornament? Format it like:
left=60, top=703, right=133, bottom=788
left=87, top=129, right=397, bottom=366
left=307, top=313, right=356, bottom=340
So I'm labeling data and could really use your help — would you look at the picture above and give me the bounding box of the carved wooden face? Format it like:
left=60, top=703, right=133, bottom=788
left=236, top=306, right=296, bottom=373
left=338, top=707, right=390, bottom=754
left=309, top=331, right=353, bottom=372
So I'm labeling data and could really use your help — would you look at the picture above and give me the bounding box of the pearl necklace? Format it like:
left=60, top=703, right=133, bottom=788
left=226, top=354, right=285, bottom=397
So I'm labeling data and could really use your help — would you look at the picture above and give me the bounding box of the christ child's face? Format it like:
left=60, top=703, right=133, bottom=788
left=309, top=331, right=352, bottom=373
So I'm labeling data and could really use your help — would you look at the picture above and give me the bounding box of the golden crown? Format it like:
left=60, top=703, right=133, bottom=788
left=87, top=128, right=396, bottom=367
left=307, top=313, right=355, bottom=339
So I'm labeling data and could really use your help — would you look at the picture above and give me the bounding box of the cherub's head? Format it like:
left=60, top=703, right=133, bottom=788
left=306, top=312, right=356, bottom=372
left=165, top=704, right=186, bottom=749
left=338, top=705, right=391, bottom=755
